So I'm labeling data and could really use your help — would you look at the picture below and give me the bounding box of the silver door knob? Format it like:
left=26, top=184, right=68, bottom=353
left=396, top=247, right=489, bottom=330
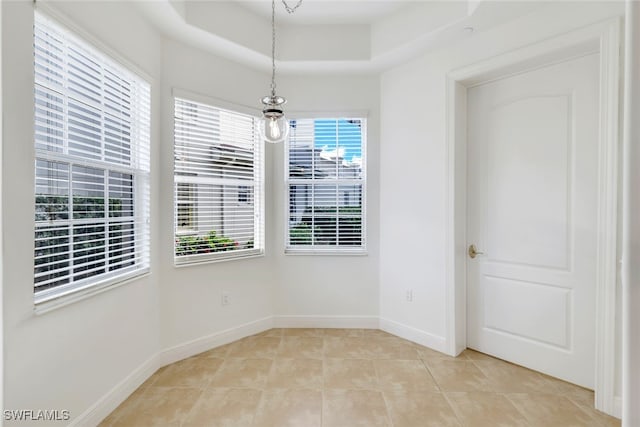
left=468, top=244, right=484, bottom=259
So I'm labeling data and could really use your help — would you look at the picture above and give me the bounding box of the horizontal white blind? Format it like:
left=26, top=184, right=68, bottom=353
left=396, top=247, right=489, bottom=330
left=174, top=98, right=263, bottom=264
left=33, top=13, right=151, bottom=303
left=286, top=118, right=366, bottom=251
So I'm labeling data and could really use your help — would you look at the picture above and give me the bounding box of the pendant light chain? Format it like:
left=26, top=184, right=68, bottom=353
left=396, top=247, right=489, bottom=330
left=270, top=0, right=277, bottom=97
left=270, top=0, right=303, bottom=97
left=281, top=0, right=303, bottom=14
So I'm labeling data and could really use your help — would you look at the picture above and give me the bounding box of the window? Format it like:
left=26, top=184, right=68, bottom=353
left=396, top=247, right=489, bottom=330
left=286, top=118, right=366, bottom=253
left=33, top=13, right=151, bottom=304
left=173, top=97, right=263, bottom=264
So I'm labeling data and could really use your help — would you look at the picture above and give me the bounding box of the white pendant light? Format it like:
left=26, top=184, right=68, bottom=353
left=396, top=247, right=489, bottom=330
left=259, top=0, right=303, bottom=144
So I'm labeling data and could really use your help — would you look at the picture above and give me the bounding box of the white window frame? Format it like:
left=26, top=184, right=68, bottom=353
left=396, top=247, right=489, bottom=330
left=33, top=11, right=151, bottom=308
left=285, top=116, right=367, bottom=255
left=173, top=91, right=264, bottom=266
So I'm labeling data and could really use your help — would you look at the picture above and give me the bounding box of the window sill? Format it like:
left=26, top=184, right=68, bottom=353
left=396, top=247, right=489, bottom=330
left=34, top=269, right=151, bottom=316
left=174, top=249, right=265, bottom=267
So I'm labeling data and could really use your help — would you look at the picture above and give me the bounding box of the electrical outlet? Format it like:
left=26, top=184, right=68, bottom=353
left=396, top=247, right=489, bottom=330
left=221, top=292, right=230, bottom=306
left=405, top=289, right=413, bottom=302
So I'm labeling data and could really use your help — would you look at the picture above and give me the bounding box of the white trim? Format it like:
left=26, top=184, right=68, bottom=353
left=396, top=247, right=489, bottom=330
left=445, top=77, right=469, bottom=357
left=614, top=396, right=622, bottom=419
left=445, top=19, right=621, bottom=417
left=68, top=353, right=160, bottom=427
left=273, top=315, right=379, bottom=329
left=379, top=318, right=448, bottom=354
left=173, top=252, right=265, bottom=268
left=159, top=316, right=273, bottom=367
left=622, top=1, right=640, bottom=425
left=594, top=18, right=622, bottom=416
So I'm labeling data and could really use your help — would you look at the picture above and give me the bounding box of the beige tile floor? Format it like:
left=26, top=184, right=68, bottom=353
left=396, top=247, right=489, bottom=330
left=100, top=328, right=621, bottom=427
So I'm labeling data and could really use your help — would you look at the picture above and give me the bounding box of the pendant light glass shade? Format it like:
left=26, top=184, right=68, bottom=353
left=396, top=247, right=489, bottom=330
left=259, top=116, right=289, bottom=144
left=259, top=95, right=289, bottom=144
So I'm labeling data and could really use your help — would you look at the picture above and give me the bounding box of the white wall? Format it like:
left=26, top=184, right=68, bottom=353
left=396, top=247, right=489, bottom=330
left=159, top=40, right=275, bottom=351
left=2, top=1, right=163, bottom=424
left=379, top=1, right=623, bottom=351
left=272, top=75, right=381, bottom=322
left=159, top=41, right=381, bottom=346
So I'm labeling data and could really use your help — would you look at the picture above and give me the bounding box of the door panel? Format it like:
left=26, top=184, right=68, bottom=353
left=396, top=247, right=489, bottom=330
left=486, top=95, right=571, bottom=269
left=483, top=276, right=570, bottom=348
left=467, top=53, right=599, bottom=388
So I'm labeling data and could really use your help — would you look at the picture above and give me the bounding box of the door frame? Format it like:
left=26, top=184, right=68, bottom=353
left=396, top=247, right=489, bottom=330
left=444, top=19, right=621, bottom=416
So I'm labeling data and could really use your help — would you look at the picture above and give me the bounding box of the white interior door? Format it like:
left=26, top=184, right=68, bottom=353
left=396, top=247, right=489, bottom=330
left=466, top=53, right=599, bottom=389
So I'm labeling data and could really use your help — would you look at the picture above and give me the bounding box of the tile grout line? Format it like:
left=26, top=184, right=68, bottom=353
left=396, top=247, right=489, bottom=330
left=418, top=356, right=442, bottom=393
left=503, top=392, right=537, bottom=427
left=378, top=388, right=396, bottom=427
left=175, top=357, right=226, bottom=427
left=566, top=395, right=613, bottom=427
left=419, top=356, right=468, bottom=426
left=253, top=333, right=281, bottom=426
left=178, top=385, right=207, bottom=427
left=440, top=391, right=469, bottom=427
left=372, top=354, right=396, bottom=427
left=321, top=339, right=325, bottom=427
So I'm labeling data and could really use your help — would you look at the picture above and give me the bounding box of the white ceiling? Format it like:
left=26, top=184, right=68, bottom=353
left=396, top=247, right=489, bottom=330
left=234, top=0, right=410, bottom=25
left=137, top=1, right=547, bottom=74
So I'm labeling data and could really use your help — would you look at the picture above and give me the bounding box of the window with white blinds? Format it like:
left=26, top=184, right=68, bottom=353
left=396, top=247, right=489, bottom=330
left=286, top=118, right=366, bottom=253
left=174, top=97, right=263, bottom=264
left=33, top=13, right=151, bottom=304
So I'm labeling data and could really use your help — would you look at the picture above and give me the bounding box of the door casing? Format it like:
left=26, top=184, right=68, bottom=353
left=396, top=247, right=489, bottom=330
left=444, top=19, right=621, bottom=417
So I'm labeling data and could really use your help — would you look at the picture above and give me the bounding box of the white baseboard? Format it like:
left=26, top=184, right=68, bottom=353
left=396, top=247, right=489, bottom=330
left=379, top=317, right=448, bottom=354
left=613, top=396, right=622, bottom=419
left=273, top=315, right=379, bottom=329
left=159, top=316, right=274, bottom=367
left=69, top=353, right=160, bottom=427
